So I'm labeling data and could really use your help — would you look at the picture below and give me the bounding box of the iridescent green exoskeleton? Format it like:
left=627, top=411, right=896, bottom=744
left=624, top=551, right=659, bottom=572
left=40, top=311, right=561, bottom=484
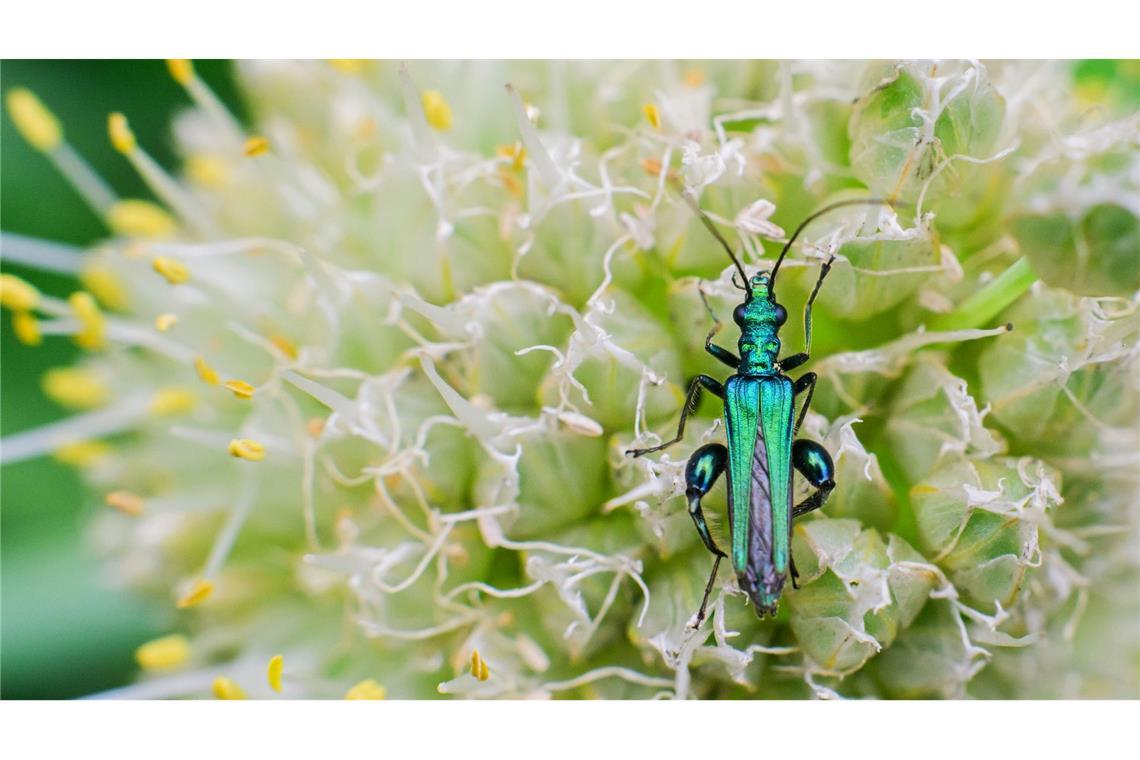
left=628, top=196, right=889, bottom=626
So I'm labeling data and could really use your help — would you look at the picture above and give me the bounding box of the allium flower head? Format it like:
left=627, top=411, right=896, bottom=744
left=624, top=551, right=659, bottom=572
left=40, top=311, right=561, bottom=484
left=2, top=59, right=1137, bottom=699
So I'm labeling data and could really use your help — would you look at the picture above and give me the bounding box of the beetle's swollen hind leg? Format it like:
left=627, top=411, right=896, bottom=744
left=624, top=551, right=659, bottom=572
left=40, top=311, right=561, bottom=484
left=791, top=439, right=836, bottom=519
left=625, top=375, right=724, bottom=457
left=685, top=443, right=728, bottom=628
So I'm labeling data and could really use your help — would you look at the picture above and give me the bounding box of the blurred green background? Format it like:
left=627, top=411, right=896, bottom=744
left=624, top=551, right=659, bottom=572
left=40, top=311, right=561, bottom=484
left=0, top=59, right=1135, bottom=699
left=1, top=60, right=244, bottom=699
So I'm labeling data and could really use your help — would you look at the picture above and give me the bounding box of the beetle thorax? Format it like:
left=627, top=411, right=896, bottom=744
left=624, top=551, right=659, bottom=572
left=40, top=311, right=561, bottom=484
left=733, top=291, right=786, bottom=375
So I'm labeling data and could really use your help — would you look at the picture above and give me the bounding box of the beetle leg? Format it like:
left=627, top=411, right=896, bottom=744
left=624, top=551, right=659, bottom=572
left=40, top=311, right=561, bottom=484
left=684, top=443, right=729, bottom=628
left=698, top=285, right=741, bottom=369
left=626, top=374, right=724, bottom=457
left=792, top=371, right=818, bottom=435
left=791, top=438, right=835, bottom=519
left=780, top=352, right=809, bottom=372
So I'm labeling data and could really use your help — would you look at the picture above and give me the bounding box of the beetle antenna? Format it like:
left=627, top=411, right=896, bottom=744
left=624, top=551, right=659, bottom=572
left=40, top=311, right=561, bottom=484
left=769, top=198, right=900, bottom=296
left=679, top=189, right=752, bottom=297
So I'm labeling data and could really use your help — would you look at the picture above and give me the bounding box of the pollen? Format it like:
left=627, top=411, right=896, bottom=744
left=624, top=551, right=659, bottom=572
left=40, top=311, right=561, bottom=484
left=149, top=387, right=197, bottom=416
left=270, top=334, right=298, bottom=359
left=107, top=112, right=137, bottom=154
left=42, top=366, right=109, bottom=409
left=344, top=679, right=386, bottom=700
left=152, top=256, right=190, bottom=285
left=154, top=313, right=178, bottom=332
left=0, top=273, right=40, bottom=312
left=643, top=103, right=661, bottom=129
left=53, top=440, right=111, bottom=467
left=12, top=311, right=41, bottom=346
left=166, top=59, right=195, bottom=85
left=176, top=578, right=214, bottom=608
left=223, top=379, right=255, bottom=399
left=212, top=676, right=246, bottom=700
left=5, top=88, right=62, bottom=152
left=267, top=654, right=284, bottom=692
left=105, top=489, right=145, bottom=517
left=80, top=265, right=129, bottom=311
left=108, top=199, right=177, bottom=239
left=469, top=649, right=490, bottom=681
left=244, top=136, right=270, bottom=157
left=135, top=634, right=191, bottom=671
left=228, top=438, right=266, bottom=461
left=496, top=142, right=527, bottom=172
left=68, top=292, right=107, bottom=350
left=194, top=356, right=220, bottom=385
left=421, top=90, right=453, bottom=131
left=328, top=59, right=367, bottom=74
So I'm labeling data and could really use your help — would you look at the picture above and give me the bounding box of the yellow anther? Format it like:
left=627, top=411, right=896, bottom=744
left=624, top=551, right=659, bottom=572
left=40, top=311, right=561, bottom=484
left=193, top=356, right=220, bottom=385
left=149, top=387, right=197, bottom=416
left=12, top=311, right=41, bottom=346
left=328, top=59, right=367, bottom=74
left=223, top=379, right=255, bottom=399
left=80, top=265, right=129, bottom=311
left=167, top=59, right=195, bottom=85
left=185, top=155, right=227, bottom=188
left=176, top=578, right=214, bottom=608
left=135, top=634, right=190, bottom=671
left=155, top=313, right=178, bottom=332
left=152, top=256, right=190, bottom=285
left=0, top=273, right=40, bottom=311
left=243, top=136, right=270, bottom=157
left=344, top=679, right=386, bottom=700
left=228, top=438, right=266, bottom=462
left=107, top=199, right=177, bottom=239
left=105, top=489, right=145, bottom=517
left=107, top=112, right=136, bottom=154
left=5, top=88, right=62, bottom=152
left=53, top=440, right=111, bottom=467
left=499, top=171, right=523, bottom=198
left=643, top=103, right=661, bottom=129
left=269, top=335, right=298, bottom=360
left=42, top=366, right=109, bottom=409
left=68, top=291, right=106, bottom=350
left=267, top=655, right=284, bottom=693
left=684, top=70, right=706, bottom=87
left=306, top=418, right=325, bottom=438
left=469, top=649, right=490, bottom=681
left=421, top=90, right=453, bottom=131
left=212, top=676, right=246, bottom=700
left=495, top=142, right=527, bottom=172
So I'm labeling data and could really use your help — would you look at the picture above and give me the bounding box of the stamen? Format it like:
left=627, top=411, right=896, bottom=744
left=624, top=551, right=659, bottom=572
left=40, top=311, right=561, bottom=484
left=107, top=200, right=177, bottom=239
left=68, top=291, right=106, bottom=349
left=194, top=356, right=220, bottom=385
left=53, top=440, right=111, bottom=467
left=223, top=380, right=255, bottom=399
left=149, top=387, right=197, bottom=416
left=211, top=676, right=246, bottom=700
left=328, top=59, right=367, bottom=74
left=176, top=578, right=214, bottom=608
left=506, top=83, right=560, bottom=187
left=42, top=366, right=109, bottom=409
left=243, top=136, right=270, bottom=157
left=267, top=655, right=284, bottom=692
left=135, top=634, right=190, bottom=671
left=469, top=649, right=490, bottom=681
left=643, top=103, right=661, bottom=130
left=165, top=59, right=245, bottom=146
left=105, top=489, right=145, bottom=517
left=344, top=679, right=387, bottom=700
left=155, top=313, right=178, bottom=332
left=152, top=256, right=191, bottom=285
left=184, top=155, right=227, bottom=188
left=107, top=112, right=136, bottom=153
left=0, top=396, right=149, bottom=465
left=12, top=312, right=41, bottom=346
left=0, top=234, right=84, bottom=276
left=398, top=64, right=439, bottom=163
left=166, top=59, right=194, bottom=86
left=80, top=265, right=129, bottom=311
left=228, top=438, right=266, bottom=461
left=0, top=273, right=40, bottom=311
left=421, top=91, right=453, bottom=131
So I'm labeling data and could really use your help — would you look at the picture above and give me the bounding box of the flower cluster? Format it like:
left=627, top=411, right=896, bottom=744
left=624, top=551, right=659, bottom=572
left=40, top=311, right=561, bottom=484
left=2, top=60, right=1137, bottom=698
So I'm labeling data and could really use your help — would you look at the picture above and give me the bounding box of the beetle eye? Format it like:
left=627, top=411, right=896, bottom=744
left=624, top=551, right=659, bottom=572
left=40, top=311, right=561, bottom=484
left=774, top=304, right=787, bottom=326
left=732, top=304, right=748, bottom=325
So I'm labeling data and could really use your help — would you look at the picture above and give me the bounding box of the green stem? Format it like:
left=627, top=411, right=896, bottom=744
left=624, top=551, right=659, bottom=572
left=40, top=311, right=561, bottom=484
left=929, top=256, right=1037, bottom=331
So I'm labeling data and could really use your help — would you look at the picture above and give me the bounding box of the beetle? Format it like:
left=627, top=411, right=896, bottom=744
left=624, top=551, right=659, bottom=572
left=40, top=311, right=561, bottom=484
left=627, top=194, right=891, bottom=626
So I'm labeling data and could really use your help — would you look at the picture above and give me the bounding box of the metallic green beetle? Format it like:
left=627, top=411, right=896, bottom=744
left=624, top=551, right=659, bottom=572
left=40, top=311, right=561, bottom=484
left=628, top=195, right=888, bottom=626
